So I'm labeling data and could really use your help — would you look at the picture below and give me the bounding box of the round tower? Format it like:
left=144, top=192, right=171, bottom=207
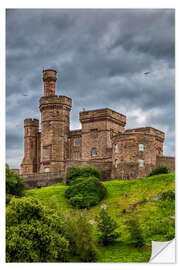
left=39, top=69, right=72, bottom=173
left=43, top=69, right=57, bottom=96
left=20, top=118, right=39, bottom=174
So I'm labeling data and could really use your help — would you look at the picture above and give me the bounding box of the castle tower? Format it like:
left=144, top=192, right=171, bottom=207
left=20, top=119, right=39, bottom=174
left=39, top=69, right=72, bottom=173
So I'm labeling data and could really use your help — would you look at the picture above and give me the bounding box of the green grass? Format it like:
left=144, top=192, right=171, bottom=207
left=26, top=173, right=175, bottom=262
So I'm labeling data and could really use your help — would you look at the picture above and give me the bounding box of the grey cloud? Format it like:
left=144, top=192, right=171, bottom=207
left=6, top=9, right=175, bottom=168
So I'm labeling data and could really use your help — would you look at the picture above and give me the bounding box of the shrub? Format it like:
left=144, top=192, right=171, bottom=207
left=149, top=166, right=169, bottom=177
left=6, top=197, right=69, bottom=262
left=6, top=164, right=25, bottom=202
left=65, top=177, right=107, bottom=209
left=161, top=190, right=175, bottom=201
left=61, top=211, right=98, bottom=262
left=66, top=166, right=101, bottom=185
left=95, top=208, right=120, bottom=245
left=126, top=217, right=145, bottom=248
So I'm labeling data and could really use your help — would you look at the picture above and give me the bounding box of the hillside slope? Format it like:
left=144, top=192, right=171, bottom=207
left=26, top=173, right=175, bottom=262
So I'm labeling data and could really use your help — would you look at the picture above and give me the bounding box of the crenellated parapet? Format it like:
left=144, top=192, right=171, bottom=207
left=39, top=95, right=72, bottom=112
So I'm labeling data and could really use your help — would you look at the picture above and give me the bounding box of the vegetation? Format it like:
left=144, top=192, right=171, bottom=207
left=24, top=173, right=175, bottom=262
left=66, top=166, right=101, bottom=185
left=149, top=166, right=168, bottom=176
left=126, top=217, right=145, bottom=248
left=95, top=208, right=120, bottom=245
left=65, top=177, right=107, bottom=208
left=61, top=211, right=98, bottom=262
left=6, top=197, right=69, bottom=262
left=6, top=164, right=25, bottom=204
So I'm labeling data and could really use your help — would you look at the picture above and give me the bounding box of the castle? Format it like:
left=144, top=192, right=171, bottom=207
left=20, top=69, right=175, bottom=188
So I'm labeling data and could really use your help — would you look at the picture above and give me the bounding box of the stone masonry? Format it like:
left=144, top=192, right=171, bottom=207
left=20, top=69, right=175, bottom=188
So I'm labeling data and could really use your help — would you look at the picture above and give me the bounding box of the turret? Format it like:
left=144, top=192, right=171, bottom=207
left=20, top=118, right=39, bottom=174
left=43, top=69, right=57, bottom=96
left=39, top=70, right=72, bottom=173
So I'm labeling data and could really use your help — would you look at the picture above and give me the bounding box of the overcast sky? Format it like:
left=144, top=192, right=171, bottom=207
left=6, top=9, right=175, bottom=169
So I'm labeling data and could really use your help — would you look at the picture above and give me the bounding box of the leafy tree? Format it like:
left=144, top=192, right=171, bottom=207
left=62, top=211, right=98, bottom=262
left=6, top=164, right=24, bottom=204
left=95, top=208, right=120, bottom=245
left=6, top=197, right=69, bottom=262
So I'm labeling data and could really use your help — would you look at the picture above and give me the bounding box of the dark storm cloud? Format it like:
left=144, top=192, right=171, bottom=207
left=6, top=9, right=175, bottom=168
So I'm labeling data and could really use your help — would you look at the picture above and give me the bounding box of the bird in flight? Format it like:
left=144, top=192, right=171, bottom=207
left=144, top=71, right=151, bottom=75
left=23, top=94, right=28, bottom=96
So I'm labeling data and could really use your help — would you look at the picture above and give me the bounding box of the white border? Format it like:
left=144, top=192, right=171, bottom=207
left=1, top=1, right=179, bottom=269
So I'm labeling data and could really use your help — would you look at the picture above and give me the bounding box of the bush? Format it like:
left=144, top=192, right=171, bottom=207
left=95, top=208, right=120, bottom=245
left=126, top=217, right=145, bottom=248
left=61, top=211, right=98, bottom=262
left=6, top=197, right=69, bottom=262
left=66, top=166, right=102, bottom=185
left=65, top=177, right=107, bottom=209
left=161, top=190, right=175, bottom=201
left=149, top=166, right=169, bottom=177
left=6, top=164, right=25, bottom=202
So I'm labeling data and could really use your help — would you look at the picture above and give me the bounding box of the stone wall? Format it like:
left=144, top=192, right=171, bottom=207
left=156, top=156, right=175, bottom=172
left=22, top=171, right=65, bottom=189
left=65, top=159, right=112, bottom=181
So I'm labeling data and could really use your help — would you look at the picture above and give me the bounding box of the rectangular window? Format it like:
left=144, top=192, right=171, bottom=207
left=74, top=137, right=80, bottom=146
left=139, top=144, right=144, bottom=151
left=139, top=159, right=144, bottom=167
left=43, top=148, right=49, bottom=159
left=90, top=129, right=98, bottom=139
left=73, top=151, right=80, bottom=160
left=115, top=144, right=119, bottom=153
left=91, top=148, right=97, bottom=156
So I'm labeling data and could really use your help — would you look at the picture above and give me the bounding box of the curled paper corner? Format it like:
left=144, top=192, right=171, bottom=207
left=149, top=238, right=175, bottom=263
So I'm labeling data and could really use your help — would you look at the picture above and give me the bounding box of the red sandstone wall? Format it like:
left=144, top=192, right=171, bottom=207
left=156, top=156, right=175, bottom=172
left=111, top=132, right=159, bottom=179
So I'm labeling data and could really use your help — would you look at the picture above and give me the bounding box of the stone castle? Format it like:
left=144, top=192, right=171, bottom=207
left=20, top=69, right=175, bottom=188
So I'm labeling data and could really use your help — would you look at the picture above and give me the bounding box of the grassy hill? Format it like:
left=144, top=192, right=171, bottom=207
left=26, top=173, right=175, bottom=262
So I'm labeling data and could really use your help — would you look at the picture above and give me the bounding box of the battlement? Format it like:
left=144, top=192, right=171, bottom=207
left=79, top=108, right=126, bottom=126
left=39, top=95, right=72, bottom=111
left=24, top=118, right=39, bottom=127
left=125, top=127, right=165, bottom=141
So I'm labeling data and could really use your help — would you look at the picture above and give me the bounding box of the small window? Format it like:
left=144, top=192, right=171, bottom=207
left=43, top=147, right=49, bottom=159
left=74, top=137, right=80, bottom=146
left=115, top=144, right=119, bottom=153
left=92, top=148, right=97, bottom=156
left=139, top=144, right=144, bottom=151
left=73, top=151, right=80, bottom=160
left=139, top=160, right=144, bottom=167
left=90, top=129, right=98, bottom=139
left=115, top=159, right=118, bottom=168
left=45, top=167, right=50, bottom=173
